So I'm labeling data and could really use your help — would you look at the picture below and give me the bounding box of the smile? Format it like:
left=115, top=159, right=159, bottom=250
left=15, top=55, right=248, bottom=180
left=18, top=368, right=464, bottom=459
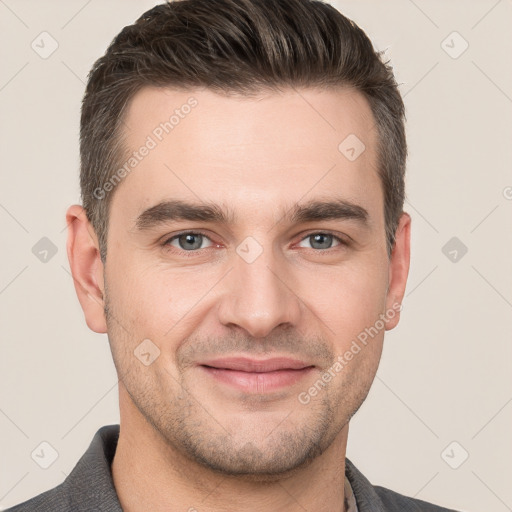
left=198, top=357, right=316, bottom=393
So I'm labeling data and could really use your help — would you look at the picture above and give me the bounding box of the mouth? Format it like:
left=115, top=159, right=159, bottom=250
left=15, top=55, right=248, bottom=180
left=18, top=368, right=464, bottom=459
left=198, top=357, right=315, bottom=393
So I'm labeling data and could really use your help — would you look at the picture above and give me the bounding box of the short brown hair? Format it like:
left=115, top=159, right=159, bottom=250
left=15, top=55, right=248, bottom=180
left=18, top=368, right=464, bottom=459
left=80, top=0, right=406, bottom=262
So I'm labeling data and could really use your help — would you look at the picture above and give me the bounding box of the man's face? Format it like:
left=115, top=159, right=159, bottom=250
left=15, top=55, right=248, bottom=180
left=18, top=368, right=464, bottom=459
left=99, top=86, right=404, bottom=476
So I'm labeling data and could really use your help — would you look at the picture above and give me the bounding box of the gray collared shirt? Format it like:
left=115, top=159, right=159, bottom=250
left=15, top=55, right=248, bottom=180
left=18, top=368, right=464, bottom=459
left=5, top=425, right=462, bottom=512
left=345, top=472, right=359, bottom=512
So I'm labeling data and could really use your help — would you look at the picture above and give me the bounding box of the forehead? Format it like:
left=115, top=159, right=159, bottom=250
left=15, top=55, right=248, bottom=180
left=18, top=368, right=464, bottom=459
left=111, top=86, right=381, bottom=227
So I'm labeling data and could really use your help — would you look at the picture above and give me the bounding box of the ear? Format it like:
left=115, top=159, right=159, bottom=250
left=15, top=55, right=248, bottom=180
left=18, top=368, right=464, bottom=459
left=385, top=212, right=411, bottom=330
left=66, top=205, right=107, bottom=333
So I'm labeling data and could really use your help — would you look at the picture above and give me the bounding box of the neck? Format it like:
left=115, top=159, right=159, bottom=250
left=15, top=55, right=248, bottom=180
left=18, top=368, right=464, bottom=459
left=112, top=388, right=349, bottom=512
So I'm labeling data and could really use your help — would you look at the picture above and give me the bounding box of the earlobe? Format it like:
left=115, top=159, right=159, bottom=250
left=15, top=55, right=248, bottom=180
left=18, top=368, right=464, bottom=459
left=66, top=205, right=107, bottom=334
left=385, top=212, right=411, bottom=331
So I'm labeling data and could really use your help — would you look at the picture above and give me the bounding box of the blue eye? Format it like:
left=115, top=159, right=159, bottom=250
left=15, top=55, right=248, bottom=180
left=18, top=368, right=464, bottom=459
left=165, top=232, right=214, bottom=251
left=162, top=230, right=346, bottom=255
left=298, top=233, right=343, bottom=250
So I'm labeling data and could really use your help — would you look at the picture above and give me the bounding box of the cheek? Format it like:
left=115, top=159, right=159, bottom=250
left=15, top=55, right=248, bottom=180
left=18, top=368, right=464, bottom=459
left=300, top=256, right=389, bottom=341
left=107, top=252, right=172, bottom=322
left=107, top=260, right=222, bottom=350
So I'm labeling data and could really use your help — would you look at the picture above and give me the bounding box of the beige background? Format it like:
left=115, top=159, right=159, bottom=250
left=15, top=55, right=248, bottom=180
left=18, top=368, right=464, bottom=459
left=1, top=1, right=511, bottom=511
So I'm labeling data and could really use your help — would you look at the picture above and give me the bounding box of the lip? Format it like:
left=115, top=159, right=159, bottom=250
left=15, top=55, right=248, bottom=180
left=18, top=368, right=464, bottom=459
left=198, top=357, right=315, bottom=393
left=200, top=356, right=312, bottom=372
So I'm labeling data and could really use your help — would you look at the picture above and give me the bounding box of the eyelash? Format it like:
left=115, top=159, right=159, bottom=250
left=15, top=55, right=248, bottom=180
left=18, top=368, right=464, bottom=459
left=161, top=230, right=348, bottom=255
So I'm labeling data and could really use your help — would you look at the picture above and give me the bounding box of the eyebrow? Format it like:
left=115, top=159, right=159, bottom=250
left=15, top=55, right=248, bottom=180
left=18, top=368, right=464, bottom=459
left=134, top=198, right=369, bottom=231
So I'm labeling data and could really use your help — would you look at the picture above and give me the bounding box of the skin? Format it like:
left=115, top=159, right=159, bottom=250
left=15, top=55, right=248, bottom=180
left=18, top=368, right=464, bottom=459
left=66, top=86, right=410, bottom=512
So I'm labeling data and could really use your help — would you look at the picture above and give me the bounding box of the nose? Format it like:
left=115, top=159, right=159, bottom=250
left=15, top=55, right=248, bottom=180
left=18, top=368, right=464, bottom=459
left=217, top=244, right=302, bottom=339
